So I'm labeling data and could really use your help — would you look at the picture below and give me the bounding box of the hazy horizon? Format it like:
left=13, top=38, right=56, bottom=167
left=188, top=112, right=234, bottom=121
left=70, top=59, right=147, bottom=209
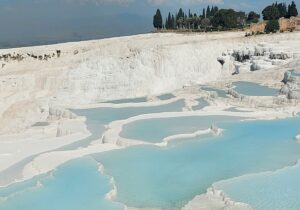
left=0, top=0, right=297, bottom=48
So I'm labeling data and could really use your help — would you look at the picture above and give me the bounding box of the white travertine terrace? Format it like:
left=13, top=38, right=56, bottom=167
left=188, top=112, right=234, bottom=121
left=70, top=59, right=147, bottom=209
left=0, top=31, right=300, bottom=209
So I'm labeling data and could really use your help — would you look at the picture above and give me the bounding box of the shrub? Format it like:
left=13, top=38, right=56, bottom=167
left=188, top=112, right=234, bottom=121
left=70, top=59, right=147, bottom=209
left=265, top=19, right=279, bottom=33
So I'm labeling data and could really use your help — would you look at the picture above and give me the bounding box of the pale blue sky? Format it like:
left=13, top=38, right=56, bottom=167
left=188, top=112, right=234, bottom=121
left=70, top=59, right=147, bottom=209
left=0, top=0, right=298, bottom=48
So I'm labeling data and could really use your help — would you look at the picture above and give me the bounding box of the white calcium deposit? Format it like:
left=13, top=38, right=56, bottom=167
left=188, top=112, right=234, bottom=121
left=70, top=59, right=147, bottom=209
left=0, top=31, right=300, bottom=209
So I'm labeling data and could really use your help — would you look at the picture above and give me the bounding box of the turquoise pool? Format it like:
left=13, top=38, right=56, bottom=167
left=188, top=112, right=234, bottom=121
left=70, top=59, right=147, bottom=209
left=68, top=99, right=185, bottom=149
left=95, top=117, right=300, bottom=209
left=157, top=93, right=176, bottom=101
left=0, top=100, right=185, bottom=187
left=1, top=108, right=300, bottom=210
left=290, top=69, right=300, bottom=77
left=104, top=97, right=147, bottom=104
left=120, top=115, right=243, bottom=143
left=0, top=158, right=123, bottom=210
left=215, top=161, right=300, bottom=210
left=232, top=81, right=278, bottom=96
left=225, top=107, right=252, bottom=112
left=201, top=86, right=228, bottom=98
left=192, top=98, right=209, bottom=111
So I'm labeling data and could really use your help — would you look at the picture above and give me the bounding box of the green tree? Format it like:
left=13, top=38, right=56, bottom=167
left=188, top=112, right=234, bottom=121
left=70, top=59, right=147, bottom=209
left=201, top=18, right=211, bottom=31
left=211, top=6, right=219, bottom=16
left=236, top=11, right=246, bottom=26
left=177, top=17, right=184, bottom=29
left=153, top=9, right=163, bottom=29
left=165, top=18, right=168, bottom=29
left=202, top=8, right=206, bottom=18
left=214, top=6, right=219, bottom=15
left=247, top=11, right=260, bottom=23
left=265, top=19, right=279, bottom=33
left=262, top=5, right=280, bottom=20
left=166, top=12, right=172, bottom=29
left=212, top=9, right=238, bottom=29
left=277, top=3, right=287, bottom=18
left=206, top=6, right=211, bottom=18
left=287, top=1, right=298, bottom=18
left=178, top=8, right=184, bottom=19
left=171, top=14, right=176, bottom=29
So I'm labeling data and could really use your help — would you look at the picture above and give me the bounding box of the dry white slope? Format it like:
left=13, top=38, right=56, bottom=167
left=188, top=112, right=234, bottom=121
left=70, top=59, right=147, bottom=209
left=1, top=32, right=299, bottom=135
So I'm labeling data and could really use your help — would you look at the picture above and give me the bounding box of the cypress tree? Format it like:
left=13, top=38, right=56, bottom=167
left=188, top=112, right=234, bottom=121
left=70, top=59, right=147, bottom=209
left=202, top=8, right=206, bottom=18
left=212, top=6, right=216, bottom=16
left=165, top=18, right=168, bottom=29
left=171, top=14, right=176, bottom=29
left=287, top=1, right=298, bottom=18
left=178, top=8, right=184, bottom=19
left=277, top=3, right=287, bottom=18
left=207, top=6, right=211, bottom=18
left=215, top=6, right=219, bottom=13
left=153, top=9, right=163, bottom=30
left=247, top=11, right=260, bottom=23
left=211, top=6, right=215, bottom=16
left=167, top=12, right=172, bottom=29
left=262, top=5, right=280, bottom=20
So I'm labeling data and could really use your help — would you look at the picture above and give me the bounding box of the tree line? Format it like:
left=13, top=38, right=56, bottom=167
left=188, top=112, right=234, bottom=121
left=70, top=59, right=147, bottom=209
left=262, top=1, right=298, bottom=33
left=262, top=1, right=298, bottom=20
left=153, top=1, right=298, bottom=32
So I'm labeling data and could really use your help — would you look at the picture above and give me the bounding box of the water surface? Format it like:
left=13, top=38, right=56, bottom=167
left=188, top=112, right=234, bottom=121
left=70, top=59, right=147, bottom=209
left=104, top=97, right=147, bottom=104
left=215, top=161, right=300, bottom=210
left=120, top=115, right=242, bottom=143
left=68, top=99, right=185, bottom=148
left=232, top=81, right=278, bottom=96
left=0, top=158, right=123, bottom=210
left=157, top=94, right=176, bottom=101
left=192, top=98, right=209, bottom=111
left=201, top=86, right=228, bottom=98
left=95, top=117, right=300, bottom=209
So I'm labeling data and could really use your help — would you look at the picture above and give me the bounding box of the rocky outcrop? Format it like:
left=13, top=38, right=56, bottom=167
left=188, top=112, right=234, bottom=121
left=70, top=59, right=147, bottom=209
left=291, top=16, right=300, bottom=31
left=279, top=17, right=296, bottom=31
left=283, top=71, right=292, bottom=84
left=269, top=51, right=292, bottom=60
left=249, top=22, right=267, bottom=34
left=280, top=84, right=290, bottom=95
left=282, top=70, right=300, bottom=84
left=48, top=107, right=77, bottom=121
left=249, top=17, right=299, bottom=33
left=210, top=124, right=221, bottom=135
left=288, top=90, right=300, bottom=100
left=228, top=88, right=244, bottom=99
left=183, top=187, right=252, bottom=210
left=223, top=43, right=296, bottom=73
left=217, top=57, right=225, bottom=66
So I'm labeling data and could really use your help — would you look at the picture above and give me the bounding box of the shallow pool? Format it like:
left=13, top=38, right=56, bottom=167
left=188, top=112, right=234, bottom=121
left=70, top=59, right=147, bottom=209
left=290, top=69, right=300, bottom=77
left=201, top=86, right=228, bottom=98
left=68, top=99, right=185, bottom=149
left=2, top=107, right=300, bottom=210
left=232, top=81, right=278, bottom=96
left=157, top=93, right=176, bottom=101
left=120, top=115, right=242, bottom=143
left=0, top=100, right=185, bottom=186
left=104, top=97, right=147, bottom=104
left=95, top=117, right=300, bottom=209
left=192, top=98, right=209, bottom=111
left=0, top=157, right=123, bottom=210
left=225, top=107, right=252, bottom=112
left=215, top=161, right=300, bottom=210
